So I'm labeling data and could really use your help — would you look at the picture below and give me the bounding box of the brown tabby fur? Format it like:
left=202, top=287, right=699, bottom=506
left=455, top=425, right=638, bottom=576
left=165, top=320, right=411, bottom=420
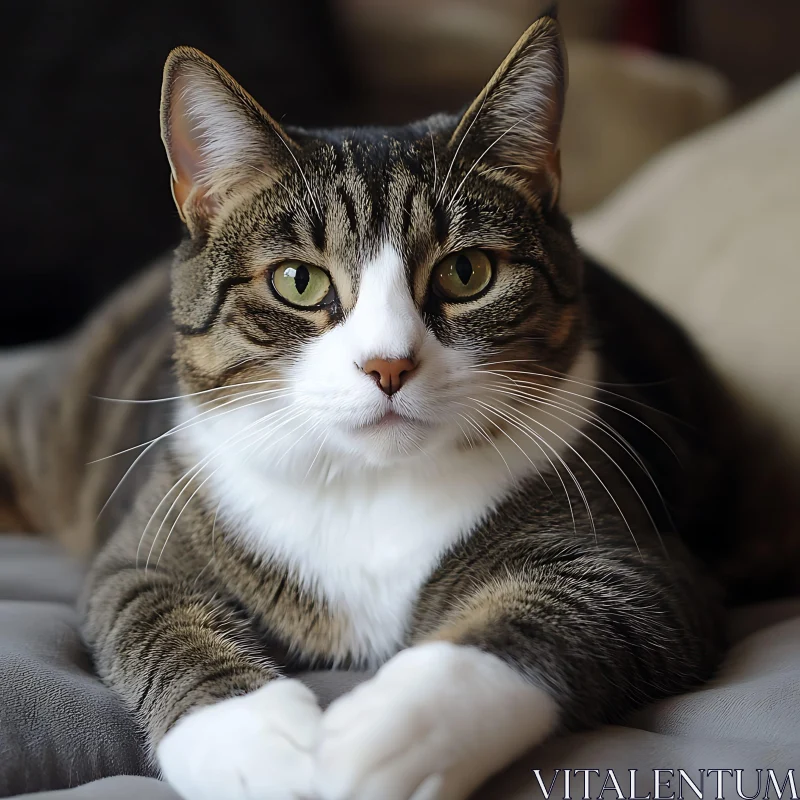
left=0, top=14, right=797, bottom=781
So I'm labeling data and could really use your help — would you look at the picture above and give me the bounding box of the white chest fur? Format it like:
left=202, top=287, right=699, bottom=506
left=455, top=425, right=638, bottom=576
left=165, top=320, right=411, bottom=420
left=176, top=348, right=597, bottom=666
left=182, top=429, right=524, bottom=665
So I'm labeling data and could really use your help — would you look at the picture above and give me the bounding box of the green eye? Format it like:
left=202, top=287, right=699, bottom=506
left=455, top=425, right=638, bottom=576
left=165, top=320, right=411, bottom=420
left=432, top=249, right=493, bottom=301
left=270, top=261, right=334, bottom=308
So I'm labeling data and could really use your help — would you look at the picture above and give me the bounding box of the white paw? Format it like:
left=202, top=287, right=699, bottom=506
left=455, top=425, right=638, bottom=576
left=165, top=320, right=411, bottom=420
left=158, top=678, right=322, bottom=800
left=314, top=642, right=558, bottom=800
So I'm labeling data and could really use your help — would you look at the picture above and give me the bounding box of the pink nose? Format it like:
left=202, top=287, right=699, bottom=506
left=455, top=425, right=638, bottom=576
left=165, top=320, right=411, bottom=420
left=362, top=357, right=417, bottom=396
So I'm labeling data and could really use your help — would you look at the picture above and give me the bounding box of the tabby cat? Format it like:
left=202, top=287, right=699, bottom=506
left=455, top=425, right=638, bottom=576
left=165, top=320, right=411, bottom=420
left=0, top=13, right=760, bottom=800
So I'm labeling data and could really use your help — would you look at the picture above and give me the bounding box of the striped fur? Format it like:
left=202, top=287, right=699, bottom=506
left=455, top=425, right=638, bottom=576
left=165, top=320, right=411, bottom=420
left=0, top=14, right=786, bottom=800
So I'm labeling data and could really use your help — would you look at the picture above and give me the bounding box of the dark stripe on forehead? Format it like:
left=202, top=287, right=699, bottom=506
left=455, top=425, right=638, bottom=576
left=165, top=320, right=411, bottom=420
left=367, top=174, right=385, bottom=238
left=271, top=211, right=302, bottom=247
left=337, top=186, right=359, bottom=235
left=350, top=145, right=388, bottom=238
left=310, top=211, right=326, bottom=252
left=175, top=276, right=253, bottom=336
left=433, top=203, right=450, bottom=245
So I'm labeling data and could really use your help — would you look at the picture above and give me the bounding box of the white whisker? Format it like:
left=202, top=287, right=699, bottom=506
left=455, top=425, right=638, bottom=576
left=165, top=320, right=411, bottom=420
left=470, top=368, right=679, bottom=460
left=192, top=501, right=221, bottom=588
left=274, top=416, right=321, bottom=467
left=91, top=387, right=291, bottom=465
left=455, top=407, right=514, bottom=481
left=458, top=400, right=547, bottom=486
left=148, top=404, right=308, bottom=571
left=271, top=132, right=322, bottom=218
left=437, top=93, right=487, bottom=207
left=96, top=389, right=292, bottom=524
left=92, top=377, right=286, bottom=405
left=453, top=416, right=475, bottom=451
left=468, top=399, right=586, bottom=540
left=486, top=383, right=657, bottom=494
left=487, top=392, right=665, bottom=547
left=303, top=429, right=330, bottom=484
left=447, top=114, right=530, bottom=211
left=428, top=126, right=438, bottom=196
left=485, top=382, right=649, bottom=473
left=474, top=361, right=684, bottom=422
left=138, top=404, right=296, bottom=570
left=475, top=397, right=640, bottom=555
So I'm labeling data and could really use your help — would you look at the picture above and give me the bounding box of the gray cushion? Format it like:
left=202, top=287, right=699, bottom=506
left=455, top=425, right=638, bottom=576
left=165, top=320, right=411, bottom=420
left=0, top=539, right=152, bottom=796
left=1, top=535, right=799, bottom=800
left=23, top=777, right=178, bottom=799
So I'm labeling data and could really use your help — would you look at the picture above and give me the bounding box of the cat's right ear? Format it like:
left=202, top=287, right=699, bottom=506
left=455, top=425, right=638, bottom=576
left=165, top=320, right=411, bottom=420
left=160, top=47, right=297, bottom=229
left=448, top=15, right=566, bottom=208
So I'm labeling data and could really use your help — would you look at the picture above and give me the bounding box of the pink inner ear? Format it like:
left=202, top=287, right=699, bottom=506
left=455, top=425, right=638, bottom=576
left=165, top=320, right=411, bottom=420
left=169, top=76, right=206, bottom=194
left=168, top=107, right=218, bottom=223
left=161, top=50, right=299, bottom=224
left=166, top=74, right=222, bottom=222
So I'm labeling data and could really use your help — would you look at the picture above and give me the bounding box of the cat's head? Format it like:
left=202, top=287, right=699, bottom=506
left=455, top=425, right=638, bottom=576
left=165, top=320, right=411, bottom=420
left=162, top=14, right=588, bottom=472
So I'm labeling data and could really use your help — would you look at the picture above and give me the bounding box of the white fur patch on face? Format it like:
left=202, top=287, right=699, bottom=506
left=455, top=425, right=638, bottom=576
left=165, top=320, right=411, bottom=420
left=291, top=241, right=455, bottom=466
left=315, top=642, right=559, bottom=800
left=340, top=240, right=425, bottom=365
left=157, top=678, right=322, bottom=800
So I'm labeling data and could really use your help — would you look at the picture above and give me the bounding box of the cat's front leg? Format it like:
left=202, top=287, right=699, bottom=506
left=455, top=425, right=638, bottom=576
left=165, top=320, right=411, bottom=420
left=314, top=641, right=557, bottom=800
left=83, top=560, right=322, bottom=800
left=314, top=538, right=723, bottom=800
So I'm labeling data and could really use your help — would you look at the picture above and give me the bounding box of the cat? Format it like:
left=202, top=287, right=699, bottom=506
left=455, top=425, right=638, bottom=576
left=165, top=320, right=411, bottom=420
left=0, top=11, right=768, bottom=800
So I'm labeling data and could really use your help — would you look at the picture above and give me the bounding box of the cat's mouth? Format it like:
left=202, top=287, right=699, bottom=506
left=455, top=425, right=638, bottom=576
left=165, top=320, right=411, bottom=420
left=354, top=409, right=429, bottom=433
left=373, top=410, right=404, bottom=426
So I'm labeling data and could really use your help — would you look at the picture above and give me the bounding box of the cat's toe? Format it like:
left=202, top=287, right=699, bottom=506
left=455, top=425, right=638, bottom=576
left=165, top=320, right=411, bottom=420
left=314, top=642, right=556, bottom=800
left=158, top=678, right=322, bottom=800
left=313, top=657, right=455, bottom=800
left=315, top=714, right=443, bottom=800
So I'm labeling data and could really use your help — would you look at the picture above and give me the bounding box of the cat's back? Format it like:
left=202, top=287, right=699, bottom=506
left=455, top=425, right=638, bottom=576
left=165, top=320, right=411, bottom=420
left=583, top=257, right=800, bottom=601
left=0, top=260, right=175, bottom=554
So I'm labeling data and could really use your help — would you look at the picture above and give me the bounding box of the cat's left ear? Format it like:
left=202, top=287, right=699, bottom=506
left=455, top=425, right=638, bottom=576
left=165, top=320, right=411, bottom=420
left=450, top=15, right=566, bottom=207
left=160, top=46, right=298, bottom=228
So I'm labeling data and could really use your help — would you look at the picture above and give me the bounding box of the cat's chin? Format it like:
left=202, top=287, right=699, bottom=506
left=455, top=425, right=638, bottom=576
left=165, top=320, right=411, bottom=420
left=354, top=409, right=429, bottom=435
left=333, top=414, right=446, bottom=468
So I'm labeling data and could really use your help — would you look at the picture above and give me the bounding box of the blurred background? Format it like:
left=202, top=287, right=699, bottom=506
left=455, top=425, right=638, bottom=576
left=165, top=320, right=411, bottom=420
left=2, top=0, right=799, bottom=345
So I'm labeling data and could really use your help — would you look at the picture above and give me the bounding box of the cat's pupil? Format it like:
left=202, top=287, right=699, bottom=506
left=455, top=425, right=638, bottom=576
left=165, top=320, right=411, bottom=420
left=455, top=254, right=473, bottom=285
left=294, top=265, right=310, bottom=295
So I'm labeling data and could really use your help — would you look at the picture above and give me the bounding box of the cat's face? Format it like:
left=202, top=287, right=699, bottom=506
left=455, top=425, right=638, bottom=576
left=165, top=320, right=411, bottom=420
left=163, top=16, right=585, bottom=470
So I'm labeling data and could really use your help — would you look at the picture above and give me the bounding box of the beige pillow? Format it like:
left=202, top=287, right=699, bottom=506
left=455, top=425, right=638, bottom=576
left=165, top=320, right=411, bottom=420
left=575, top=76, right=800, bottom=453
left=560, top=42, right=729, bottom=212
left=336, top=0, right=729, bottom=212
